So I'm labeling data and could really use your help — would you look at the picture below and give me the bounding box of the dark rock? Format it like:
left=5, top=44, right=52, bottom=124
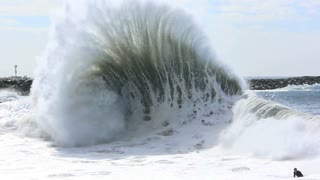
left=0, top=77, right=33, bottom=95
left=248, top=76, right=320, bottom=90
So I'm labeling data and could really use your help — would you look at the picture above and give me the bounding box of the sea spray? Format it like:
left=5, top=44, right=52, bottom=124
left=31, top=1, right=243, bottom=146
left=220, top=94, right=320, bottom=159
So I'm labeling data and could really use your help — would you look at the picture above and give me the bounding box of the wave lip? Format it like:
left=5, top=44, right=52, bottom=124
left=31, top=1, right=243, bottom=146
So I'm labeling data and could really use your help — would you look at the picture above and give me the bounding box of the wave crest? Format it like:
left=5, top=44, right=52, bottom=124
left=31, top=1, right=243, bottom=146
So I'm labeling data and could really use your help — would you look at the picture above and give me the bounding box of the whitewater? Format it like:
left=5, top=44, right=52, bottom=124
left=1, top=1, right=320, bottom=179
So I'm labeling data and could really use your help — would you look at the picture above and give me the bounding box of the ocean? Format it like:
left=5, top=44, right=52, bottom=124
left=1, top=86, right=320, bottom=179
left=1, top=1, right=320, bottom=179
left=256, top=84, right=320, bottom=115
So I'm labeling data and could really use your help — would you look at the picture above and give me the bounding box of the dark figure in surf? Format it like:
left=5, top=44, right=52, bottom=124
left=293, top=168, right=303, bottom=178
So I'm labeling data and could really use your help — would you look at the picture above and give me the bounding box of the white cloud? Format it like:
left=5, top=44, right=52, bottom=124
left=0, top=0, right=61, bottom=32
left=0, top=0, right=319, bottom=77
left=220, top=3, right=297, bottom=21
left=299, top=0, right=320, bottom=15
left=170, top=0, right=320, bottom=76
left=176, top=0, right=320, bottom=24
left=0, top=0, right=61, bottom=16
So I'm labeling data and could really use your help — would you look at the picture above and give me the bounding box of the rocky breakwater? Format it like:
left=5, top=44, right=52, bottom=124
left=0, top=77, right=33, bottom=95
left=248, top=76, right=320, bottom=90
left=1, top=76, right=320, bottom=94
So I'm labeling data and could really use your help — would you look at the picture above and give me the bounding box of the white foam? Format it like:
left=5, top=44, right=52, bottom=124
left=220, top=95, right=320, bottom=160
left=31, top=0, right=241, bottom=146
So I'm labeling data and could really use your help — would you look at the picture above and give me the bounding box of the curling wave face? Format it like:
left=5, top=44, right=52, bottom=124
left=220, top=94, right=320, bottom=160
left=31, top=1, right=243, bottom=146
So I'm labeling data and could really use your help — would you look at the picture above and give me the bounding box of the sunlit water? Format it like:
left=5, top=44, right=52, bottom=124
left=256, top=84, right=320, bottom=115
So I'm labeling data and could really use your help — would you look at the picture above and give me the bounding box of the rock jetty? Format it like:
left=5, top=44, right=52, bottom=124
left=1, top=76, right=320, bottom=94
left=248, top=76, right=320, bottom=90
left=0, top=77, right=33, bottom=95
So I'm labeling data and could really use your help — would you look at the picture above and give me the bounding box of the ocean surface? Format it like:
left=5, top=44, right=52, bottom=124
left=256, top=84, right=320, bottom=115
left=1, top=1, right=320, bottom=179
left=1, top=86, right=320, bottom=180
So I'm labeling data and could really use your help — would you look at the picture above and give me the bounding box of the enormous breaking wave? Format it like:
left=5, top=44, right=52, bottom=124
left=28, top=0, right=320, bottom=159
left=29, top=0, right=320, bottom=156
left=31, top=1, right=243, bottom=146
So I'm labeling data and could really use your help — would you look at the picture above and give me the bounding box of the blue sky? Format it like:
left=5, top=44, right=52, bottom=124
left=0, top=0, right=320, bottom=77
